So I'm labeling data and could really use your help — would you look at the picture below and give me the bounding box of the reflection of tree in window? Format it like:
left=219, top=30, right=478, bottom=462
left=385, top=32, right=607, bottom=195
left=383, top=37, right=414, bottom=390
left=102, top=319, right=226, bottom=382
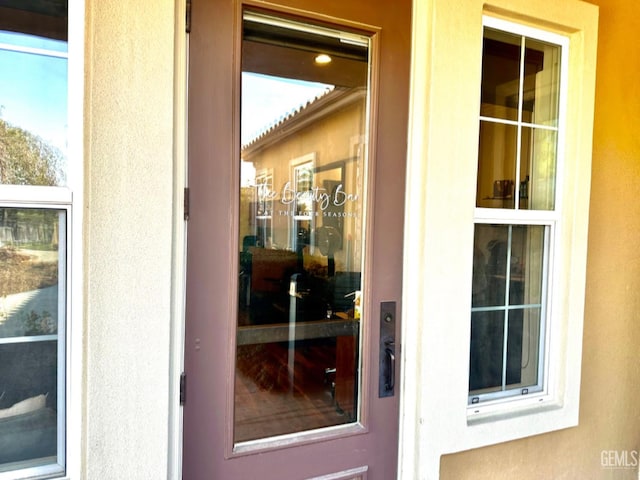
left=0, top=118, right=65, bottom=186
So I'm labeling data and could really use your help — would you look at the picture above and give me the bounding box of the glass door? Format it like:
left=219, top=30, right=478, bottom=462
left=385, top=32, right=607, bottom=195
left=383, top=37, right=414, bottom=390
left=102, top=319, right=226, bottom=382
left=183, top=1, right=411, bottom=478
left=236, top=9, right=369, bottom=444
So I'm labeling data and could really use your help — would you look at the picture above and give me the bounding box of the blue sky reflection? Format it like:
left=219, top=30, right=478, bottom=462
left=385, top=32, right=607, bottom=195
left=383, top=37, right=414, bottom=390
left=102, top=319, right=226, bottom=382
left=0, top=32, right=68, bottom=179
left=242, top=72, right=333, bottom=146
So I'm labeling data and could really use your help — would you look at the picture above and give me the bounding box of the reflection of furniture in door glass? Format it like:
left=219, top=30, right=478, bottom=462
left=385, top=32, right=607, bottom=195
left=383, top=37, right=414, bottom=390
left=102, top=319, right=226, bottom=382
left=288, top=270, right=359, bottom=420
left=331, top=272, right=360, bottom=419
left=238, top=244, right=361, bottom=420
left=245, top=247, right=298, bottom=324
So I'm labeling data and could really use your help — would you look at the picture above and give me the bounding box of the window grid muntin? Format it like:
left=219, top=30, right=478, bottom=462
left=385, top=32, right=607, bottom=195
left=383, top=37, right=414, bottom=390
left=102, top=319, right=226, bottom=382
left=470, top=16, right=566, bottom=407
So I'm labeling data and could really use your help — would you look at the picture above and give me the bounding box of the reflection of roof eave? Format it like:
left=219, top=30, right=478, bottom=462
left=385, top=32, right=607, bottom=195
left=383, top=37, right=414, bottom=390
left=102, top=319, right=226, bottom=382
left=242, top=87, right=366, bottom=159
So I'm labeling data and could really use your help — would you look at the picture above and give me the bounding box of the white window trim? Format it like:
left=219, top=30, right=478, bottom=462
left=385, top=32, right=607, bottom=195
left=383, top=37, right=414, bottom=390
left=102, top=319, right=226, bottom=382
left=66, top=1, right=84, bottom=478
left=399, top=0, right=598, bottom=477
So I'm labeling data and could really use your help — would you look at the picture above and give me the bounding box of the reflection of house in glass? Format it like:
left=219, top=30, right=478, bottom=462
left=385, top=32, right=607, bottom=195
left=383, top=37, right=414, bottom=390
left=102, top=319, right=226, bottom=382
left=241, top=85, right=367, bottom=274
left=234, top=14, right=371, bottom=443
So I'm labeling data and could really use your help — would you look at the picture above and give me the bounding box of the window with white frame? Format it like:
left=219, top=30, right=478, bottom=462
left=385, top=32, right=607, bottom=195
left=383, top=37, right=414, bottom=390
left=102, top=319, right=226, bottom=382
left=0, top=3, right=71, bottom=478
left=255, top=169, right=274, bottom=248
left=288, top=154, right=316, bottom=252
left=469, top=18, right=567, bottom=406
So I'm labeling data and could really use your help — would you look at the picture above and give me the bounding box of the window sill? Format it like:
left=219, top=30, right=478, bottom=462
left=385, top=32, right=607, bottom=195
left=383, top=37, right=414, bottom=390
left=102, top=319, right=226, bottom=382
left=467, top=393, right=562, bottom=426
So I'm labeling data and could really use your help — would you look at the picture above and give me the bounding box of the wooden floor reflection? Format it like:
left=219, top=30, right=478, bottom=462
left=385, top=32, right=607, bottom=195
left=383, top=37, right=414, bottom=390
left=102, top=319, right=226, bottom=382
left=234, top=342, right=351, bottom=442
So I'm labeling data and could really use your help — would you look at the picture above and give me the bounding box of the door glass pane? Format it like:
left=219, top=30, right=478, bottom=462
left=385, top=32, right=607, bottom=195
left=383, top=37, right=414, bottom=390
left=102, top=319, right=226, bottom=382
left=0, top=207, right=65, bottom=470
left=236, top=10, right=370, bottom=443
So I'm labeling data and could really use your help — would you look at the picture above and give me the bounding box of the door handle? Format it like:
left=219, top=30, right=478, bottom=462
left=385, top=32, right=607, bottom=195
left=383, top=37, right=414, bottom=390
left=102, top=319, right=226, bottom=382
left=385, top=345, right=395, bottom=391
left=379, top=302, right=396, bottom=397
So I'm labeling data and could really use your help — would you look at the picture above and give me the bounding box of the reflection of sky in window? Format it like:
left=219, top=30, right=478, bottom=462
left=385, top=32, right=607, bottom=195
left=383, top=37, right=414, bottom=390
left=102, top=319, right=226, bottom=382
left=242, top=72, right=333, bottom=145
left=0, top=32, right=68, bottom=157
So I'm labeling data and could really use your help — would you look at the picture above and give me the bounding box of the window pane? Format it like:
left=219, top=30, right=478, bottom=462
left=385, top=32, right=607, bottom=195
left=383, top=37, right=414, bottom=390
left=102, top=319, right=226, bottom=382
left=0, top=36, right=68, bottom=186
left=469, top=308, right=543, bottom=398
left=0, top=208, right=64, bottom=471
left=508, top=225, right=544, bottom=306
left=476, top=121, right=517, bottom=209
left=473, top=224, right=508, bottom=307
left=506, top=307, right=541, bottom=390
left=524, top=37, right=561, bottom=127
left=470, top=224, right=546, bottom=400
left=0, top=209, right=63, bottom=339
left=472, top=224, right=545, bottom=307
left=520, top=127, right=557, bottom=211
left=480, top=28, right=521, bottom=121
left=478, top=28, right=561, bottom=212
left=0, top=342, right=58, bottom=470
left=469, top=310, right=504, bottom=393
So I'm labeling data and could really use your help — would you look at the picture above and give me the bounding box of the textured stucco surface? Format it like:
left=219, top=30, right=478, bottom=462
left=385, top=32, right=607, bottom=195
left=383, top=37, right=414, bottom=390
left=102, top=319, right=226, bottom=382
left=440, top=0, right=640, bottom=478
left=84, top=1, right=175, bottom=478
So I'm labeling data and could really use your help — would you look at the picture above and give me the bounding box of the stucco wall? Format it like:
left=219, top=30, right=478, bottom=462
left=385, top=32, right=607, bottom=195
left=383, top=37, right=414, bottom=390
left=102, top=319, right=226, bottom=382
left=440, top=0, right=640, bottom=477
left=84, top=1, right=175, bottom=478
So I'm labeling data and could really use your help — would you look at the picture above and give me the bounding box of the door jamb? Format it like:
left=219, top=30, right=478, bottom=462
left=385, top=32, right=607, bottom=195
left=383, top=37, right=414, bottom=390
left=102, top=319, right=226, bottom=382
left=168, top=0, right=189, bottom=478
